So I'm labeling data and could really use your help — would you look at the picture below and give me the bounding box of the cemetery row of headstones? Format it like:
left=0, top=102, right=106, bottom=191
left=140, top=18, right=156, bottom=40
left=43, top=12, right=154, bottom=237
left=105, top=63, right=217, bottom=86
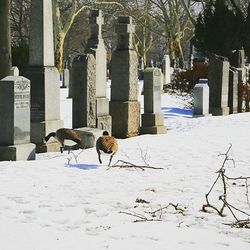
left=0, top=0, right=166, bottom=161
left=193, top=51, right=247, bottom=117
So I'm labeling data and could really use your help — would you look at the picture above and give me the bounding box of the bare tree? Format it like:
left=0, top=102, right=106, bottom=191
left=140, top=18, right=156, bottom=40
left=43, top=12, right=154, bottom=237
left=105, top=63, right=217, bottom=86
left=11, top=0, right=30, bottom=45
left=52, top=0, right=123, bottom=72
left=113, top=0, right=197, bottom=67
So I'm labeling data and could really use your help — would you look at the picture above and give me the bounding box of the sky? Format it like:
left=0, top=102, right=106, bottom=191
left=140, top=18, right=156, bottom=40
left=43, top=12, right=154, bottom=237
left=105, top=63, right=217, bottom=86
left=0, top=87, right=250, bottom=250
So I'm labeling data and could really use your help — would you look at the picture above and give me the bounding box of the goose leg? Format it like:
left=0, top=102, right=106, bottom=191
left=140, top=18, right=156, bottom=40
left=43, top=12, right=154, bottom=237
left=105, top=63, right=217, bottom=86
left=98, top=151, right=102, bottom=164
left=108, top=154, right=114, bottom=167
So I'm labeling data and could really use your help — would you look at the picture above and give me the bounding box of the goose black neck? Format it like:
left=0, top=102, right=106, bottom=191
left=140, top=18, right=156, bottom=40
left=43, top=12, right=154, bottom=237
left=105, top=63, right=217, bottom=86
left=45, top=132, right=56, bottom=142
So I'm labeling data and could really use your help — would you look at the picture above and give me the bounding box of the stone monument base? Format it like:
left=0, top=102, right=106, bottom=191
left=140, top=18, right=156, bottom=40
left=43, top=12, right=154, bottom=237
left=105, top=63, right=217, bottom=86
left=31, top=119, right=64, bottom=153
left=110, top=101, right=140, bottom=138
left=36, top=142, right=61, bottom=153
left=0, top=143, right=36, bottom=161
left=141, top=113, right=166, bottom=135
left=210, top=107, right=229, bottom=116
left=230, top=107, right=238, bottom=114
left=73, top=127, right=104, bottom=149
left=141, top=113, right=164, bottom=127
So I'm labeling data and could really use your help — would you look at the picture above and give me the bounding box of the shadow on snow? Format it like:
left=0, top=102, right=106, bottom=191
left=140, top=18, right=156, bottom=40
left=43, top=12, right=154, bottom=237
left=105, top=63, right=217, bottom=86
left=161, top=107, right=193, bottom=118
left=65, top=163, right=98, bottom=170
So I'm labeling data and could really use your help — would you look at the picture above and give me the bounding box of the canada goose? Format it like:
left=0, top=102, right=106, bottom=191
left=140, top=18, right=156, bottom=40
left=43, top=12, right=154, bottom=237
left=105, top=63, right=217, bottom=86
left=96, top=131, right=118, bottom=166
left=44, top=128, right=83, bottom=153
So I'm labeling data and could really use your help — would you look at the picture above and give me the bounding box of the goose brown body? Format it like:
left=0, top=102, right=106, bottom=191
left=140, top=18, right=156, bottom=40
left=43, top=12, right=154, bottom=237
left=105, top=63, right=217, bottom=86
left=96, top=131, right=118, bottom=166
left=44, top=128, right=82, bottom=153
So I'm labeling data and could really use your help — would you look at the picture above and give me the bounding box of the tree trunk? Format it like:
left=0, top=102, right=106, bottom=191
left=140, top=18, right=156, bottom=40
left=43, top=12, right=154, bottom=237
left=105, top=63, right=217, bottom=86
left=55, top=32, right=65, bottom=72
left=0, top=0, right=12, bottom=79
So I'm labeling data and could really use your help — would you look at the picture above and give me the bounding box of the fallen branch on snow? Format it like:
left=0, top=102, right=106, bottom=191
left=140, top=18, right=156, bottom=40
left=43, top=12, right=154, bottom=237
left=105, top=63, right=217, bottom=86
left=107, top=160, right=163, bottom=171
left=120, top=202, right=186, bottom=223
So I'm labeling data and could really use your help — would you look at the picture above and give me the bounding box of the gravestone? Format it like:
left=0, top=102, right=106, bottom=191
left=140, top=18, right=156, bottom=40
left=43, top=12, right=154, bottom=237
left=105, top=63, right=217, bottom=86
left=228, top=67, right=238, bottom=114
left=0, top=76, right=36, bottom=160
left=208, top=55, right=230, bottom=116
left=230, top=49, right=245, bottom=68
left=85, top=10, right=111, bottom=134
left=72, top=54, right=96, bottom=129
left=10, top=66, right=19, bottom=76
left=25, top=0, right=63, bottom=152
left=140, top=68, right=166, bottom=134
left=162, top=54, right=171, bottom=85
left=236, top=67, right=246, bottom=112
left=73, top=128, right=104, bottom=149
left=193, top=79, right=211, bottom=117
left=110, top=16, right=140, bottom=138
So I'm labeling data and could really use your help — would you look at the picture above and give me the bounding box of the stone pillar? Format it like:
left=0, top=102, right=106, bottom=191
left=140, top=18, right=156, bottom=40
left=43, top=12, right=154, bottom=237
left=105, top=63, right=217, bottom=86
left=140, top=68, right=166, bottom=134
left=162, top=54, right=171, bottom=85
left=237, top=68, right=247, bottom=113
left=0, top=76, right=36, bottom=160
left=85, top=10, right=111, bottom=134
left=193, top=79, right=211, bottom=117
left=72, top=54, right=96, bottom=129
left=230, top=49, right=244, bottom=112
left=25, top=0, right=63, bottom=152
left=208, top=55, right=230, bottom=116
left=110, top=16, right=140, bottom=138
left=228, top=67, right=238, bottom=114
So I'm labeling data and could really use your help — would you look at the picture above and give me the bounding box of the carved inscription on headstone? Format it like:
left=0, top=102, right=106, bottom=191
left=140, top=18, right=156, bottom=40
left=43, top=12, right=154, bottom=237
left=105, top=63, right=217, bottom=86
left=14, top=79, right=30, bottom=109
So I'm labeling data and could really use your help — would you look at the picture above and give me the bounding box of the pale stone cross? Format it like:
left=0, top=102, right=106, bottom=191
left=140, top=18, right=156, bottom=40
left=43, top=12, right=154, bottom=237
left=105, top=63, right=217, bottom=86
left=90, top=10, right=104, bottom=39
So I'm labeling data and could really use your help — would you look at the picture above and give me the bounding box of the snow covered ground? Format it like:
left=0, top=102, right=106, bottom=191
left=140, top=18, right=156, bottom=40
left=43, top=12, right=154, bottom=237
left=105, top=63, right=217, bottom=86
left=0, top=87, right=250, bottom=250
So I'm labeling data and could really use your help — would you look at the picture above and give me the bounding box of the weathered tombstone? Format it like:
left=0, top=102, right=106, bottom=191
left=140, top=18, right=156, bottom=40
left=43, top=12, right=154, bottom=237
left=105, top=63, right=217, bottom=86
left=73, top=127, right=104, bottom=149
left=61, top=68, right=69, bottom=88
left=110, top=16, right=140, bottom=138
left=25, top=0, right=63, bottom=152
left=208, top=55, right=230, bottom=115
left=140, top=68, right=166, bottom=134
left=162, top=54, right=171, bottom=85
left=85, top=10, right=111, bottom=133
left=72, top=54, right=96, bottom=129
left=0, top=76, right=36, bottom=160
left=228, top=67, right=238, bottom=114
left=230, top=49, right=245, bottom=68
left=10, top=66, right=19, bottom=76
left=193, top=79, right=211, bottom=117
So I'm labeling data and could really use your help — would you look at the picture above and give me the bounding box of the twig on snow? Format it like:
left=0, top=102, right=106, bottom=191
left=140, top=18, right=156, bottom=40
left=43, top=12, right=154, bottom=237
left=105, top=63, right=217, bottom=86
left=107, top=160, right=163, bottom=171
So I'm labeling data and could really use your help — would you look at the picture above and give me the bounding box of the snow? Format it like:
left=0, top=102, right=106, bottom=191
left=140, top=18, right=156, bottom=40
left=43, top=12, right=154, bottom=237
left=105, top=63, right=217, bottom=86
left=0, top=87, right=250, bottom=250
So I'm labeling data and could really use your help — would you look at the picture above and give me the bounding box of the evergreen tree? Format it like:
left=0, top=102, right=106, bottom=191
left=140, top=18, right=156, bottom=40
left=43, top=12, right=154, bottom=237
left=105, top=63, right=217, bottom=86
left=194, top=0, right=244, bottom=57
left=244, top=3, right=250, bottom=61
